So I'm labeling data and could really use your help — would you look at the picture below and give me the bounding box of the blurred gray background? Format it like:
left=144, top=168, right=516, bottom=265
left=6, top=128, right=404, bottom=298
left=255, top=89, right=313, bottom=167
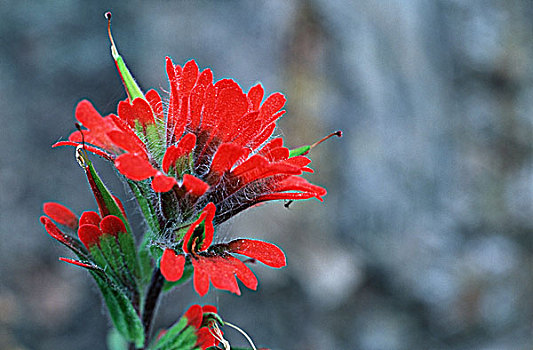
left=1, top=1, right=532, bottom=349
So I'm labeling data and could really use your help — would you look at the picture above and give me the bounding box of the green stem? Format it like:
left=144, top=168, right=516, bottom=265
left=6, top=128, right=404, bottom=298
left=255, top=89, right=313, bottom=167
left=141, top=268, right=165, bottom=347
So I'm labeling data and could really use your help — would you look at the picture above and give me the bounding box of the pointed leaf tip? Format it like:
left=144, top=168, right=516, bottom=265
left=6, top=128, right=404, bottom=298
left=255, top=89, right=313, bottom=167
left=106, top=12, right=144, bottom=101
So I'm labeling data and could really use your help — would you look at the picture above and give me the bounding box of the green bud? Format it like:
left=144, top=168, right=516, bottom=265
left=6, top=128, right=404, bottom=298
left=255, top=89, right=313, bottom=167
left=289, top=131, right=342, bottom=157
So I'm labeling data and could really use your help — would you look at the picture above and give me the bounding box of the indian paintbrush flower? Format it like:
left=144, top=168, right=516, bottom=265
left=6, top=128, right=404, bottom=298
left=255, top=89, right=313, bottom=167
left=160, top=202, right=286, bottom=296
left=40, top=12, right=339, bottom=349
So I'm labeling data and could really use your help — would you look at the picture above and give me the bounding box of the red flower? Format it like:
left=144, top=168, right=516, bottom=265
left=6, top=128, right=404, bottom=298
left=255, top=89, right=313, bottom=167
left=155, top=304, right=220, bottom=349
left=55, top=58, right=326, bottom=225
left=184, top=304, right=220, bottom=349
left=40, top=200, right=138, bottom=286
left=160, top=203, right=286, bottom=296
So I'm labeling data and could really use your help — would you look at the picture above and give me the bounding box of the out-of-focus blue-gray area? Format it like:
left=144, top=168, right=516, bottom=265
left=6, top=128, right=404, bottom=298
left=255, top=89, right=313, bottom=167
left=1, top=1, right=532, bottom=349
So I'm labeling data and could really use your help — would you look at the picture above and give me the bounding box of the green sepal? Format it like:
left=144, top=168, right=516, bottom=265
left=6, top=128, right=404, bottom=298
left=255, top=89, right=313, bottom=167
left=118, top=231, right=141, bottom=280
left=128, top=180, right=159, bottom=240
left=85, top=159, right=132, bottom=236
left=288, top=145, right=311, bottom=158
left=173, top=225, right=189, bottom=245
left=107, top=328, right=128, bottom=350
left=150, top=244, right=164, bottom=263
left=89, top=244, right=112, bottom=272
left=138, top=245, right=154, bottom=287
left=145, top=123, right=164, bottom=160
left=113, top=49, right=144, bottom=101
left=162, top=260, right=193, bottom=292
left=152, top=318, right=197, bottom=350
left=99, top=234, right=123, bottom=270
left=91, top=272, right=145, bottom=347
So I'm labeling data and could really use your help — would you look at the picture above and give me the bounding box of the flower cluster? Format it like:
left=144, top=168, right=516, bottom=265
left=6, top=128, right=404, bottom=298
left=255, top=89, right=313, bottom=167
left=40, top=13, right=339, bottom=349
left=56, top=57, right=326, bottom=226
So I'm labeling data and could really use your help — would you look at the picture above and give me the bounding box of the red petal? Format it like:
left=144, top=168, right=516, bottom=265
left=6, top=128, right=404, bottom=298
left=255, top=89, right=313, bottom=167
left=228, top=239, right=287, bottom=268
left=43, top=202, right=78, bottom=230
left=162, top=133, right=197, bottom=173
left=231, top=113, right=261, bottom=147
left=212, top=79, right=248, bottom=142
left=256, top=192, right=322, bottom=202
left=184, top=304, right=203, bottom=328
left=192, top=257, right=210, bottom=296
left=227, top=255, right=258, bottom=290
left=52, top=141, right=114, bottom=161
left=247, top=83, right=264, bottom=110
left=132, top=98, right=156, bottom=126
left=78, top=224, right=102, bottom=249
left=259, top=92, right=285, bottom=123
left=118, top=100, right=136, bottom=128
left=160, top=248, right=186, bottom=282
left=190, top=68, right=214, bottom=130
left=40, top=216, right=69, bottom=244
left=59, top=257, right=95, bottom=269
left=182, top=175, right=209, bottom=197
left=180, top=60, right=199, bottom=94
left=258, top=137, right=283, bottom=156
left=284, top=155, right=311, bottom=168
left=114, top=153, right=157, bottom=180
left=195, top=328, right=218, bottom=349
left=79, top=211, right=101, bottom=226
left=75, top=100, right=106, bottom=130
left=107, top=130, right=147, bottom=155
left=248, top=122, right=277, bottom=151
left=231, top=154, right=269, bottom=178
left=261, top=109, right=285, bottom=129
left=269, top=176, right=327, bottom=197
left=166, top=57, right=177, bottom=82
left=200, top=84, right=217, bottom=130
left=262, top=146, right=289, bottom=162
left=210, top=143, right=248, bottom=175
left=112, top=195, right=127, bottom=219
left=152, top=172, right=177, bottom=192
left=109, top=114, right=148, bottom=152
left=244, top=161, right=302, bottom=184
left=100, top=215, right=126, bottom=236
left=207, top=257, right=241, bottom=295
left=146, top=89, right=164, bottom=120
left=72, top=102, right=120, bottom=152
left=201, top=305, right=218, bottom=314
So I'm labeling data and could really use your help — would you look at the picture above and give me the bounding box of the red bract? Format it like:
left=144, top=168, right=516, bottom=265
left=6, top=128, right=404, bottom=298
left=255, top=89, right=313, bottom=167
left=55, top=57, right=326, bottom=225
left=160, top=203, right=286, bottom=296
left=41, top=201, right=130, bottom=265
left=185, top=304, right=220, bottom=349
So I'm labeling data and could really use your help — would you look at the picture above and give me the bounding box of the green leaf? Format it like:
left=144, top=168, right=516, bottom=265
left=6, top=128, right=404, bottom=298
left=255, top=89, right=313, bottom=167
left=154, top=322, right=197, bottom=350
left=84, top=158, right=132, bottom=235
left=93, top=272, right=145, bottom=347
left=106, top=14, right=144, bottom=102
left=128, top=180, right=158, bottom=239
left=152, top=317, right=188, bottom=350
left=113, top=53, right=144, bottom=101
left=138, top=245, right=154, bottom=287
left=118, top=232, right=141, bottom=280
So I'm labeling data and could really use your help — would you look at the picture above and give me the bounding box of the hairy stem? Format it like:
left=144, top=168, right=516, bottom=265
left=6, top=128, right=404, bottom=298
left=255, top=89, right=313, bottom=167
left=142, top=268, right=165, bottom=347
